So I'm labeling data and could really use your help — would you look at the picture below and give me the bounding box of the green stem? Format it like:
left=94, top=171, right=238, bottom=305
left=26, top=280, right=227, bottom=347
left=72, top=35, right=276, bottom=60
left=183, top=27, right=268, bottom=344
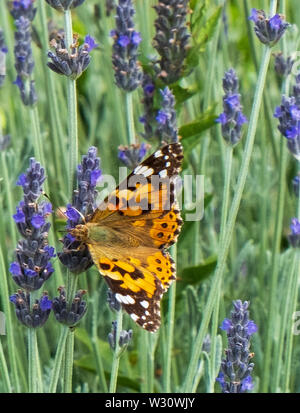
left=37, top=0, right=67, bottom=182
left=264, top=138, right=288, bottom=392
left=48, top=326, right=69, bottom=393
left=109, top=309, right=123, bottom=393
left=124, top=92, right=136, bottom=145
left=28, top=326, right=37, bottom=393
left=29, top=106, right=45, bottom=169
left=91, top=292, right=108, bottom=392
left=0, top=337, right=12, bottom=393
left=0, top=246, right=20, bottom=392
left=63, top=329, right=75, bottom=393
left=182, top=43, right=273, bottom=393
left=64, top=9, right=78, bottom=197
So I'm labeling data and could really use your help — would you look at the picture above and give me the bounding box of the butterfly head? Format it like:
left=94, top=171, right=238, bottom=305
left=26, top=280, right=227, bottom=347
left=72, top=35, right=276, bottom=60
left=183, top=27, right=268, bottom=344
left=69, top=224, right=89, bottom=242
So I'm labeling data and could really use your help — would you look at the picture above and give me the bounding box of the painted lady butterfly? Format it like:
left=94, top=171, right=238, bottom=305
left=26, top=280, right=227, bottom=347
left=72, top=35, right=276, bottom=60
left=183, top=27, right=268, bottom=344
left=70, top=142, right=183, bottom=332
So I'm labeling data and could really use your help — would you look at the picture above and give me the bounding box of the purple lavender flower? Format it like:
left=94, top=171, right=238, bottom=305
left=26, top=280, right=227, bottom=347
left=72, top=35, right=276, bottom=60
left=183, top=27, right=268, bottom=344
left=217, top=300, right=257, bottom=393
left=45, top=0, right=85, bottom=11
left=58, top=147, right=102, bottom=274
left=153, top=0, right=190, bottom=84
left=140, top=73, right=156, bottom=141
left=13, top=16, right=37, bottom=106
left=47, top=33, right=96, bottom=79
left=52, top=286, right=87, bottom=326
left=292, top=175, right=300, bottom=198
left=249, top=9, right=289, bottom=46
left=155, top=87, right=178, bottom=143
left=9, top=0, right=37, bottom=21
left=274, top=75, right=300, bottom=160
left=111, top=0, right=143, bottom=91
left=274, top=53, right=294, bottom=77
left=216, top=68, right=247, bottom=146
left=108, top=320, right=133, bottom=350
left=10, top=290, right=52, bottom=328
left=288, top=218, right=300, bottom=248
left=118, top=142, right=150, bottom=169
left=0, top=29, right=8, bottom=87
left=10, top=158, right=55, bottom=291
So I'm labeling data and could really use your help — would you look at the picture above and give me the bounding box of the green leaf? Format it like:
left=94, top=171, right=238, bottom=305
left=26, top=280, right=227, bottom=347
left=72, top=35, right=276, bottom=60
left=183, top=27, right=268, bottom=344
left=180, top=113, right=217, bottom=140
left=180, top=255, right=217, bottom=286
left=75, top=327, right=93, bottom=352
left=171, top=84, right=199, bottom=106
left=193, top=5, right=222, bottom=47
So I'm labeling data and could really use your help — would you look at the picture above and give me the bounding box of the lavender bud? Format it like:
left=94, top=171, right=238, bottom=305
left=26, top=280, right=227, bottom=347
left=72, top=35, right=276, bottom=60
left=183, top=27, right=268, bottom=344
left=118, top=142, right=150, bottom=169
left=47, top=33, right=97, bottom=80
left=52, top=286, right=87, bottom=326
left=58, top=147, right=102, bottom=274
left=274, top=53, right=294, bottom=77
left=0, top=29, right=8, bottom=87
left=140, top=73, right=156, bottom=141
left=9, top=0, right=37, bottom=22
left=153, top=0, right=190, bottom=84
left=10, top=290, right=52, bottom=328
left=216, top=300, right=257, bottom=393
left=249, top=9, right=289, bottom=47
left=111, top=0, right=143, bottom=91
left=108, top=320, right=133, bottom=350
left=13, top=16, right=37, bottom=106
left=45, top=0, right=85, bottom=11
left=155, top=87, right=178, bottom=143
left=288, top=218, right=300, bottom=248
left=274, top=76, right=300, bottom=161
left=292, top=175, right=300, bottom=198
left=216, top=69, right=247, bottom=146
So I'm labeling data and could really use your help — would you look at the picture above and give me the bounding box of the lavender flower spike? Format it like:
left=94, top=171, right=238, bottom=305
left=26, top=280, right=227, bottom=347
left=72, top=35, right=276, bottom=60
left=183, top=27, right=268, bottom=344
left=155, top=87, right=179, bottom=144
left=47, top=33, right=97, bottom=80
left=52, top=286, right=87, bottom=326
left=10, top=158, right=55, bottom=291
left=118, top=142, right=150, bottom=169
left=111, top=0, right=143, bottom=91
left=0, top=29, right=8, bottom=87
left=13, top=16, right=37, bottom=106
left=10, top=290, right=52, bottom=328
left=9, top=0, right=37, bottom=21
left=58, top=147, right=102, bottom=274
left=216, top=68, right=247, bottom=146
left=274, top=75, right=300, bottom=161
left=288, top=218, right=300, bottom=248
left=274, top=52, right=294, bottom=77
left=108, top=320, right=133, bottom=350
left=216, top=300, right=257, bottom=393
left=153, top=0, right=190, bottom=84
left=249, top=9, right=289, bottom=47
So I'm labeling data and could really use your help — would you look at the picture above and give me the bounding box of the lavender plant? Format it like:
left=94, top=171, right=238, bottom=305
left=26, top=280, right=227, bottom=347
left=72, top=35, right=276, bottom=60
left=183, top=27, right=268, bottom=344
left=216, top=300, right=257, bottom=393
left=216, top=69, right=247, bottom=146
left=274, top=74, right=300, bottom=160
left=153, top=0, right=190, bottom=84
left=58, top=146, right=102, bottom=274
left=111, top=0, right=142, bottom=92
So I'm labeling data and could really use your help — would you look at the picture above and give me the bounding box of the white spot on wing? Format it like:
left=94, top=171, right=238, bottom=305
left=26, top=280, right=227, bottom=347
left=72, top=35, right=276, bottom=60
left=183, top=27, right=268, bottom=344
left=159, top=169, right=167, bottom=178
left=154, top=150, right=162, bottom=158
left=140, top=300, right=149, bottom=309
left=130, top=313, right=139, bottom=322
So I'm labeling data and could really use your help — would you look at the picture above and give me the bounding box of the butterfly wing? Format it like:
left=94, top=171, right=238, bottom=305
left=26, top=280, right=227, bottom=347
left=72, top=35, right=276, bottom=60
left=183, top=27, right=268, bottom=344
left=88, top=245, right=176, bottom=331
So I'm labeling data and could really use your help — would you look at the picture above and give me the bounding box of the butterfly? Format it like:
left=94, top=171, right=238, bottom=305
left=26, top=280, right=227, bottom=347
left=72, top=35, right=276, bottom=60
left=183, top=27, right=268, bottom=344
left=69, top=142, right=183, bottom=332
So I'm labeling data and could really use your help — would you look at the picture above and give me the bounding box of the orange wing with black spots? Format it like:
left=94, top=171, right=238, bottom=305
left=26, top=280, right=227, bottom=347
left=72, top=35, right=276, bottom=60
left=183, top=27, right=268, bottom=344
left=70, top=142, right=183, bottom=332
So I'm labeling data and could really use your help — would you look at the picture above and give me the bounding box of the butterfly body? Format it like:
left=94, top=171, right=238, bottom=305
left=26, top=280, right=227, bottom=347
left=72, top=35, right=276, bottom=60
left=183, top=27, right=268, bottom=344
left=70, top=142, right=183, bottom=332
